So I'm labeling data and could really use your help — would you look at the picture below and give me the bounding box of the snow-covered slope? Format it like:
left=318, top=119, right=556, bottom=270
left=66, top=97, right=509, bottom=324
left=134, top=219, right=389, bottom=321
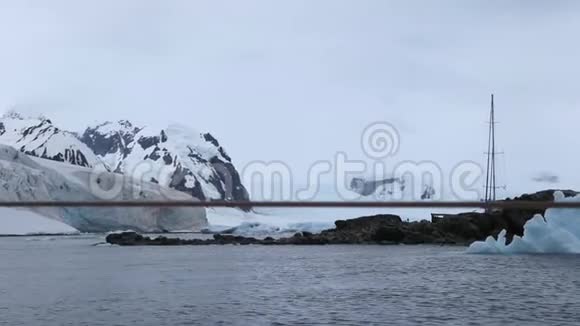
left=0, top=144, right=207, bottom=233
left=81, top=120, right=249, bottom=202
left=0, top=111, right=105, bottom=168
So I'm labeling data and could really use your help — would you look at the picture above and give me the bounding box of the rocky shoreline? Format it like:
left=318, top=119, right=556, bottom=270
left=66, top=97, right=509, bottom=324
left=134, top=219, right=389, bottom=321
left=106, top=190, right=578, bottom=247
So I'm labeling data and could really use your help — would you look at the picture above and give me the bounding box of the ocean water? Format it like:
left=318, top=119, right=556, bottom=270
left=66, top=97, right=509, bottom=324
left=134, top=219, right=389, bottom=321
left=1, top=235, right=579, bottom=326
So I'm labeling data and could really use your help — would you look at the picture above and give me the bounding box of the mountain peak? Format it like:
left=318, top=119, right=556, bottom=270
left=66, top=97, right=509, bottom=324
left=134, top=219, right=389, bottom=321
left=89, top=120, right=142, bottom=136
left=80, top=121, right=248, bottom=202
left=118, top=119, right=135, bottom=129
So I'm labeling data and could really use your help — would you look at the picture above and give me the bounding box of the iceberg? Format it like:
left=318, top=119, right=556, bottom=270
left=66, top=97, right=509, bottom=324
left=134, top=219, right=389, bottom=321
left=468, top=191, right=580, bottom=254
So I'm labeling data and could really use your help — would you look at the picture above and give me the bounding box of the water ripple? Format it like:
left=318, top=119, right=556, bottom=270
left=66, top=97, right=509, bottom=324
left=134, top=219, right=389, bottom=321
left=0, top=237, right=579, bottom=325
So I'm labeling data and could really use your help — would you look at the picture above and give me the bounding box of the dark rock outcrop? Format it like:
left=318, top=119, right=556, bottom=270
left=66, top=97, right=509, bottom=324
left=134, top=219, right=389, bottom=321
left=105, top=214, right=455, bottom=246
left=106, top=232, right=264, bottom=246
left=104, top=214, right=498, bottom=246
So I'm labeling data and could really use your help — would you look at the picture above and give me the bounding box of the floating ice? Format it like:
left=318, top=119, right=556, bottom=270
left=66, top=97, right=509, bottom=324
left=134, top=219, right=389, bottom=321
left=468, top=191, right=580, bottom=254
left=204, top=221, right=334, bottom=237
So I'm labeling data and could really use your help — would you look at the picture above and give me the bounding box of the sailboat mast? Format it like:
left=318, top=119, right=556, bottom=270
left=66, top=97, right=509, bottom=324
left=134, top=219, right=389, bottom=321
left=491, top=94, right=496, bottom=201
left=484, top=94, right=497, bottom=203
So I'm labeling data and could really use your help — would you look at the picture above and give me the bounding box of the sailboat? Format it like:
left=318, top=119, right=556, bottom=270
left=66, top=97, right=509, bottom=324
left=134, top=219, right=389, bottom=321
left=483, top=94, right=504, bottom=213
left=432, top=94, right=503, bottom=222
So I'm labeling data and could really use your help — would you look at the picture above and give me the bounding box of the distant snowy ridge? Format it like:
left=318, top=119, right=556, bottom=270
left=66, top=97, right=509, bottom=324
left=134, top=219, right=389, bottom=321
left=80, top=120, right=249, bottom=202
left=0, top=111, right=104, bottom=168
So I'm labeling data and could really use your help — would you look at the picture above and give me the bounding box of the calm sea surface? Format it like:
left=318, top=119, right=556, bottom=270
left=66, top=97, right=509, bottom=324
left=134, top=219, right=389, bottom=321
left=1, top=235, right=579, bottom=326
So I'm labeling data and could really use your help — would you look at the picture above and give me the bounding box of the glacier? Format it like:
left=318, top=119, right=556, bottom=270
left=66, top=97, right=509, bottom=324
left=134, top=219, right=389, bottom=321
left=468, top=191, right=580, bottom=254
left=0, top=144, right=207, bottom=233
left=0, top=207, right=77, bottom=235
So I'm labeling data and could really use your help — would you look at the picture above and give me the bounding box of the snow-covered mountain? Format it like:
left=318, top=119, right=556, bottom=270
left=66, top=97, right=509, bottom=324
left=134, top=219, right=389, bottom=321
left=80, top=120, right=249, bottom=202
left=0, top=144, right=207, bottom=233
left=0, top=112, right=249, bottom=204
left=0, top=111, right=104, bottom=168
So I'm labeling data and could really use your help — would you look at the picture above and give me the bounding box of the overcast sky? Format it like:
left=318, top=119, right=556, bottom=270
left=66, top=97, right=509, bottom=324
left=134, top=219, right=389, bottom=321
left=0, top=0, right=579, bottom=195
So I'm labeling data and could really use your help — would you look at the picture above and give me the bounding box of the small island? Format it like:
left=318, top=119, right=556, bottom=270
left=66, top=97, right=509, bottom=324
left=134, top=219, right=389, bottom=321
left=106, top=190, right=578, bottom=247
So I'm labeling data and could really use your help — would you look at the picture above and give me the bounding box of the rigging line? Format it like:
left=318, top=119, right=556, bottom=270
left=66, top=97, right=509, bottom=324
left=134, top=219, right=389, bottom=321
left=491, top=94, right=497, bottom=201
left=485, top=94, right=493, bottom=202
